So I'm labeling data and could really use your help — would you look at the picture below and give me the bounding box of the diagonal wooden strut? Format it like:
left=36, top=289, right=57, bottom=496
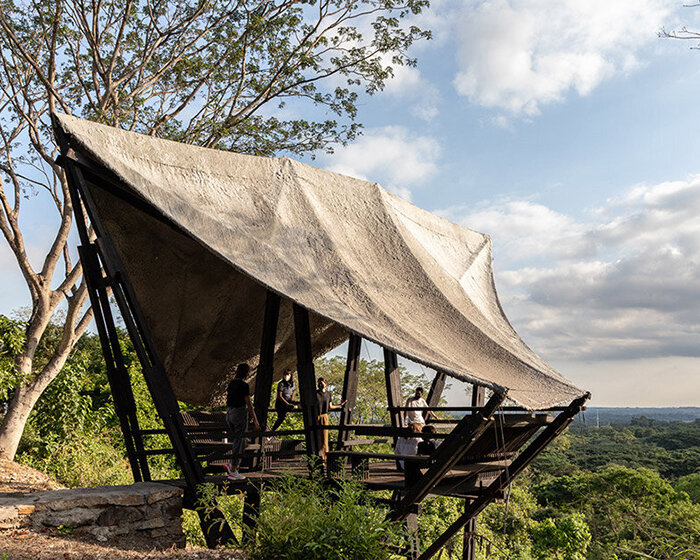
left=417, top=393, right=590, bottom=560
left=60, top=154, right=235, bottom=548
left=389, top=391, right=506, bottom=522
left=77, top=242, right=148, bottom=482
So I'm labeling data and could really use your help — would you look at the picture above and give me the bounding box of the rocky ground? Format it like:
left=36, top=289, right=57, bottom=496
left=0, top=461, right=245, bottom=560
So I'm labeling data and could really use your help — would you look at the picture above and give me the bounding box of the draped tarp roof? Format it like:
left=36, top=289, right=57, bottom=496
left=53, top=113, right=585, bottom=409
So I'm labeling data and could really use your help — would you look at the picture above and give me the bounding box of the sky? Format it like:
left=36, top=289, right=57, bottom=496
left=2, top=0, right=700, bottom=407
left=311, top=0, right=700, bottom=407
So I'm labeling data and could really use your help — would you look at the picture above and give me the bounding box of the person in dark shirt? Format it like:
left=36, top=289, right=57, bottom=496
left=417, top=424, right=438, bottom=455
left=316, top=377, right=345, bottom=461
left=224, top=363, right=261, bottom=481
left=272, top=369, right=298, bottom=431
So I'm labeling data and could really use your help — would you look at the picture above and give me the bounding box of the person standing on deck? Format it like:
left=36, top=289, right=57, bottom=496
left=224, top=363, right=261, bottom=481
left=272, top=369, right=298, bottom=431
left=404, top=387, right=438, bottom=430
left=316, top=378, right=345, bottom=461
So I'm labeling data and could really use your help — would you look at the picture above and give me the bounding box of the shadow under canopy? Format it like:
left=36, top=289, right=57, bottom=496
left=52, top=112, right=585, bottom=410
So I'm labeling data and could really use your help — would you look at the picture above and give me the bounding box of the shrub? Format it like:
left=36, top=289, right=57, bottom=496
left=17, top=432, right=132, bottom=488
left=238, top=476, right=402, bottom=560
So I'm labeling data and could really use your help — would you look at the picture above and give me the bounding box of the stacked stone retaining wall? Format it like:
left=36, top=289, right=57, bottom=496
left=0, top=482, right=184, bottom=548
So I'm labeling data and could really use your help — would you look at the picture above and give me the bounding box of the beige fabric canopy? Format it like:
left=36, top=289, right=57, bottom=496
left=54, top=113, right=585, bottom=409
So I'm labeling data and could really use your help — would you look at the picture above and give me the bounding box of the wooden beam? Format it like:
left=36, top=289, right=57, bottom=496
left=337, top=334, right=361, bottom=449
left=464, top=384, right=485, bottom=560
left=254, top=291, right=281, bottom=434
left=383, top=348, right=403, bottom=430
left=471, top=386, right=485, bottom=408
left=292, top=303, right=321, bottom=458
left=425, top=371, right=447, bottom=421
left=388, top=391, right=506, bottom=522
left=417, top=393, right=590, bottom=560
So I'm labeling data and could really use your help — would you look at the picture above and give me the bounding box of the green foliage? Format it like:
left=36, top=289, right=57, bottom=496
left=477, top=486, right=540, bottom=560
left=182, top=508, right=207, bottom=548
left=247, top=475, right=403, bottom=560
left=0, top=315, right=25, bottom=400
left=315, top=355, right=430, bottom=425
left=676, top=473, right=700, bottom=503
left=0, top=314, right=178, bottom=486
left=4, top=311, right=699, bottom=560
left=535, top=465, right=700, bottom=560
left=531, top=514, right=590, bottom=560
left=19, top=432, right=132, bottom=488
left=533, top=419, right=700, bottom=479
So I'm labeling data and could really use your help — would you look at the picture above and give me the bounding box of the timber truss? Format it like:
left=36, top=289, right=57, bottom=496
left=56, top=138, right=589, bottom=559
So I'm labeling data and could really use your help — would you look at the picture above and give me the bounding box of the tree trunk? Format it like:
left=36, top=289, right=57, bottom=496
left=0, top=330, right=82, bottom=461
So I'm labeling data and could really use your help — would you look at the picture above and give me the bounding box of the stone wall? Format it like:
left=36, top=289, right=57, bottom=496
left=0, top=482, right=184, bottom=548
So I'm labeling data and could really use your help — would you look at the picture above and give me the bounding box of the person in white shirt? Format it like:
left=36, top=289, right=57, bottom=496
left=404, top=387, right=439, bottom=429
left=394, top=422, right=423, bottom=471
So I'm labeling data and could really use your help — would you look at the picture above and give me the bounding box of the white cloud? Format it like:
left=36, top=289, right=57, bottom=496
left=380, top=62, right=441, bottom=121
left=321, top=126, right=441, bottom=200
left=440, top=176, right=700, bottom=361
left=449, top=0, right=670, bottom=115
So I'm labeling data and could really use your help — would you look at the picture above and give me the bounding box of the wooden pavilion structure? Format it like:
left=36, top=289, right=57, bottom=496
left=53, top=113, right=589, bottom=559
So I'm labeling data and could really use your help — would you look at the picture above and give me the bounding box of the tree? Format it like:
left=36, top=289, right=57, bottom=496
left=315, top=355, right=431, bottom=424
left=0, top=0, right=430, bottom=461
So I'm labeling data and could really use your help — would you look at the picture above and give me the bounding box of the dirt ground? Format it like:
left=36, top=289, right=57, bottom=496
left=0, top=461, right=245, bottom=560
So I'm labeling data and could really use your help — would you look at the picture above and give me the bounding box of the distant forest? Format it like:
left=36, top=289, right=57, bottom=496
left=584, top=407, right=700, bottom=425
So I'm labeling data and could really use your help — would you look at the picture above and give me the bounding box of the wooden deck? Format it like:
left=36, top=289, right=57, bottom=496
left=163, top=455, right=507, bottom=503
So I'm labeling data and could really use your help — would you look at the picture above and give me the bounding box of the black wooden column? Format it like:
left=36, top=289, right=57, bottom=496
left=254, top=291, right=281, bottom=438
left=242, top=483, right=261, bottom=544
left=78, top=242, right=148, bottom=482
left=292, top=303, right=321, bottom=458
left=336, top=334, right=361, bottom=449
left=463, top=385, right=485, bottom=560
left=425, top=370, right=447, bottom=421
left=384, top=348, right=403, bottom=431
left=60, top=155, right=235, bottom=548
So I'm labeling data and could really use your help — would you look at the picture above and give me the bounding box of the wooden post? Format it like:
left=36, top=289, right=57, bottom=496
left=292, top=303, right=321, bottom=459
left=336, top=334, right=361, bottom=449
left=384, top=348, right=403, bottom=431
left=253, top=291, right=281, bottom=467
left=425, top=371, right=447, bottom=421
left=464, top=385, right=485, bottom=559
left=406, top=512, right=420, bottom=560
left=242, top=484, right=261, bottom=544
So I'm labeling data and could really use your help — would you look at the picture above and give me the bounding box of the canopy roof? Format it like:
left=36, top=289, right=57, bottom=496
left=54, top=113, right=585, bottom=409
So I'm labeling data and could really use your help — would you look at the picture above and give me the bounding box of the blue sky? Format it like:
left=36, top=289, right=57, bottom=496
left=309, top=0, right=700, bottom=406
left=2, top=0, right=699, bottom=407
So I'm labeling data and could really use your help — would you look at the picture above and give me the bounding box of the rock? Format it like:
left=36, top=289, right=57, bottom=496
left=0, top=481, right=185, bottom=549
left=0, top=505, right=18, bottom=523
left=92, top=526, right=111, bottom=542
left=97, top=506, right=143, bottom=526
left=34, top=506, right=102, bottom=527
left=134, top=516, right=165, bottom=530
